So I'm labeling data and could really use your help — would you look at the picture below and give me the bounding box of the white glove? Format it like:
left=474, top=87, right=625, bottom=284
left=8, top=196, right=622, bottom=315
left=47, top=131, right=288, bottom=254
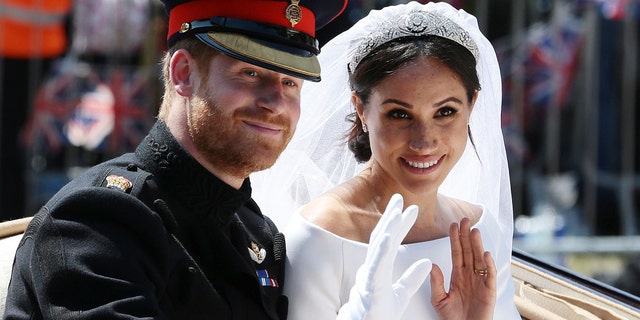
left=337, top=194, right=433, bottom=320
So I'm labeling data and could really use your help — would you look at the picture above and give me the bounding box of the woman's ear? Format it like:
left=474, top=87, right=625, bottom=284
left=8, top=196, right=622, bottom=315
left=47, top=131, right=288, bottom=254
left=469, top=89, right=479, bottom=113
left=352, top=92, right=366, bottom=124
left=170, top=49, right=198, bottom=97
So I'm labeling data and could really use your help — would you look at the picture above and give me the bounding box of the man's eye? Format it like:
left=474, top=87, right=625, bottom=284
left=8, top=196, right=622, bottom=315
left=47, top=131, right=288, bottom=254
left=283, top=79, right=296, bottom=87
left=244, top=70, right=258, bottom=77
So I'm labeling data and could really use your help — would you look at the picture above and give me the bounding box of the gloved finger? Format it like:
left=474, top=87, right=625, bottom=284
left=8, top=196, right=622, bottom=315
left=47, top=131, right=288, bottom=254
left=368, top=209, right=400, bottom=253
left=370, top=193, right=404, bottom=241
left=366, top=193, right=406, bottom=266
left=390, top=204, right=418, bottom=247
left=367, top=202, right=417, bottom=268
left=361, top=233, right=392, bottom=291
left=365, top=213, right=396, bottom=266
left=392, top=258, right=432, bottom=302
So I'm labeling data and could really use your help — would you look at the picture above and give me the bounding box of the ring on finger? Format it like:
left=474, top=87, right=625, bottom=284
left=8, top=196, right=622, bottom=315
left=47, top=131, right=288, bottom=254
left=474, top=268, right=488, bottom=276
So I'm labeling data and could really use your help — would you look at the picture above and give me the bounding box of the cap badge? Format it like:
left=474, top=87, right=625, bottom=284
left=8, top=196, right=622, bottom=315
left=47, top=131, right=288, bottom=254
left=285, top=0, right=302, bottom=27
left=248, top=241, right=267, bottom=264
left=105, top=175, right=133, bottom=193
left=180, top=22, right=191, bottom=33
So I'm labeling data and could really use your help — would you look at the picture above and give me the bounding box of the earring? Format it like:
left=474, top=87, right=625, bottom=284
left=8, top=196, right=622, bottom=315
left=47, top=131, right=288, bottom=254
left=362, top=123, right=368, bottom=133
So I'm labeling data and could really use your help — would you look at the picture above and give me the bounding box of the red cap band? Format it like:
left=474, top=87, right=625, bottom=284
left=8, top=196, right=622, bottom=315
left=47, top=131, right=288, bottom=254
left=168, top=0, right=316, bottom=42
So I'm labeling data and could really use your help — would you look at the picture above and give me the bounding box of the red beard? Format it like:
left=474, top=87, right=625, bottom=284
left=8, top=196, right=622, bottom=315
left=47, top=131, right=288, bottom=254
left=188, top=94, right=294, bottom=179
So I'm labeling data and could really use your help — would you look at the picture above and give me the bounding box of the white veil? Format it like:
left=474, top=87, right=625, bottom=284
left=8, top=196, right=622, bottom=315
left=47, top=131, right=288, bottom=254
left=251, top=1, right=513, bottom=248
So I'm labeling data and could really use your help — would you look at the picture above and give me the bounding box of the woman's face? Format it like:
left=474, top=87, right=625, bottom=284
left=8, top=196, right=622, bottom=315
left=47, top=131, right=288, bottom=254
left=355, top=56, right=477, bottom=195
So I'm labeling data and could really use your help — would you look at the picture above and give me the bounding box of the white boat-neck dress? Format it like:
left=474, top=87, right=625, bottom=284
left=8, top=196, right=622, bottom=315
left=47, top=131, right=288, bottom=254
left=283, top=207, right=521, bottom=319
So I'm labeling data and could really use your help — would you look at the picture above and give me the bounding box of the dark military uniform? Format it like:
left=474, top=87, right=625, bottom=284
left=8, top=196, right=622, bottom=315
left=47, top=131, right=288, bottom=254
left=4, top=121, right=287, bottom=319
left=4, top=0, right=348, bottom=318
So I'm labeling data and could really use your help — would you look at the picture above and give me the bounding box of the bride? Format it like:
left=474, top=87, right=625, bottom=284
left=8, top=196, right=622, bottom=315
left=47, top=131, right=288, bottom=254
left=252, top=2, right=519, bottom=319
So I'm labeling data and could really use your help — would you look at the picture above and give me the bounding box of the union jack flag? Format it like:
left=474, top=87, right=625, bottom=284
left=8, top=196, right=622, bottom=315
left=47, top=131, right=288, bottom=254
left=496, top=6, right=584, bottom=164
left=22, top=59, right=154, bottom=155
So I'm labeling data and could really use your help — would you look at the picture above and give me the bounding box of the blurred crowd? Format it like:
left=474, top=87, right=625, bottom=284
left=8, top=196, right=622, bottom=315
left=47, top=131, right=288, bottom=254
left=1, top=0, right=168, bottom=219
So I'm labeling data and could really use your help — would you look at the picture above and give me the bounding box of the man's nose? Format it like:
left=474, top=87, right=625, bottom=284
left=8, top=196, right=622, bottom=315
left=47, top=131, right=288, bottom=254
left=256, top=80, right=287, bottom=114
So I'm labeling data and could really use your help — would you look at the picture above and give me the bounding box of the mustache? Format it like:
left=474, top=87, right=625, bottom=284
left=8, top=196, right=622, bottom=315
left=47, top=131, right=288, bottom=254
left=234, top=108, right=292, bottom=130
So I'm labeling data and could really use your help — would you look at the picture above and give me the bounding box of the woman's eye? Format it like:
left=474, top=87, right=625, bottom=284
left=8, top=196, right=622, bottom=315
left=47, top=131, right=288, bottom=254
left=388, top=109, right=410, bottom=119
left=437, top=107, right=457, bottom=118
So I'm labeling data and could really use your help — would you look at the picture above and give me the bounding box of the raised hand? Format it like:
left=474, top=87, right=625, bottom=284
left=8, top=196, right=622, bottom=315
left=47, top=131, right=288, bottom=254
left=337, top=194, right=433, bottom=320
left=430, top=218, right=497, bottom=320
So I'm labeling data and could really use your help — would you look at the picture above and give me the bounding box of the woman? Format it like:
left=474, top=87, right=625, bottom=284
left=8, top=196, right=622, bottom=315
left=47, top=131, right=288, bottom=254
left=252, top=1, right=519, bottom=319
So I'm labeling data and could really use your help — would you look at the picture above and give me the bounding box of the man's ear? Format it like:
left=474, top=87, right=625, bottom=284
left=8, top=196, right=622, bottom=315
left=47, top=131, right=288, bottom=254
left=170, top=49, right=198, bottom=97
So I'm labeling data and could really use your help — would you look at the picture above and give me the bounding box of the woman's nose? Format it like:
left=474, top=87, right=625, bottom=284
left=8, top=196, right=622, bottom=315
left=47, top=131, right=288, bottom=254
left=409, top=122, right=435, bottom=151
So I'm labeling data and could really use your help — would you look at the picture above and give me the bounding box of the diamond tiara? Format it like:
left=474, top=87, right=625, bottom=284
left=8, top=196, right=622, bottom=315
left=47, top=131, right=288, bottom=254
left=348, top=10, right=479, bottom=73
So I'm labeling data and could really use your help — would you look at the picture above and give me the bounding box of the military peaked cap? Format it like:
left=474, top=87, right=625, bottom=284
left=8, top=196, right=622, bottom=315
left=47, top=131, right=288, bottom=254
left=161, top=0, right=348, bottom=82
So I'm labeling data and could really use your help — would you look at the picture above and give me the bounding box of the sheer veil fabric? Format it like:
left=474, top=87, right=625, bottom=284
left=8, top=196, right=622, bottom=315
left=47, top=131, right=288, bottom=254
left=251, top=1, right=513, bottom=250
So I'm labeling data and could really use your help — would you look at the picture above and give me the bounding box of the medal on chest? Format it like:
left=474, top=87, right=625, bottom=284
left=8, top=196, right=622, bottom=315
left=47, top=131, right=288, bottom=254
left=248, top=241, right=267, bottom=264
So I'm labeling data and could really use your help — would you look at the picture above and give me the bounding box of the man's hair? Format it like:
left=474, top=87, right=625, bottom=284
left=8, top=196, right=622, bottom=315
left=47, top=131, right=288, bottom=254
left=158, top=37, right=218, bottom=120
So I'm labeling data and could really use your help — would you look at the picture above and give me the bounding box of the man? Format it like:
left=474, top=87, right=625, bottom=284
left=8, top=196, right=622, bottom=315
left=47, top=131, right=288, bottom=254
left=3, top=0, right=346, bottom=318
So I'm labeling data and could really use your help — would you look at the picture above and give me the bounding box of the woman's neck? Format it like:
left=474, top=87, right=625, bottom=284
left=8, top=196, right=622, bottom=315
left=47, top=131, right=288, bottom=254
left=359, top=165, right=440, bottom=219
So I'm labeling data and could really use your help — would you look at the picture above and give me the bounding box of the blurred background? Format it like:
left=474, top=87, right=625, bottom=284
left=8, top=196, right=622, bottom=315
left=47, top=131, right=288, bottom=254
left=1, top=0, right=639, bottom=299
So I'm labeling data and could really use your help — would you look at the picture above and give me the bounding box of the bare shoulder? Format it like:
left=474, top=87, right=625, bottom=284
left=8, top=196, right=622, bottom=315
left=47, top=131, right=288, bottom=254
left=440, top=195, right=484, bottom=225
left=298, top=183, right=372, bottom=242
left=299, top=192, right=352, bottom=235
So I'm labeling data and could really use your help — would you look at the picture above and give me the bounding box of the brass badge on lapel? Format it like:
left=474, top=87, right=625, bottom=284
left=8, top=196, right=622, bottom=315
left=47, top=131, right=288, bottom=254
left=248, top=241, right=267, bottom=264
left=285, top=0, right=302, bottom=27
left=105, top=175, right=133, bottom=193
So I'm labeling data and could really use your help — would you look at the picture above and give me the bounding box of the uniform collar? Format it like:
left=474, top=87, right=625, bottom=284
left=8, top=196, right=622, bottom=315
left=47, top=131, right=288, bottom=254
left=135, top=120, right=252, bottom=225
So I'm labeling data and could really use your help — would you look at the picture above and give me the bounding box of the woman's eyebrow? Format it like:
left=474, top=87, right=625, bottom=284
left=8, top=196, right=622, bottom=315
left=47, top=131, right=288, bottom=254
left=381, top=96, right=463, bottom=108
